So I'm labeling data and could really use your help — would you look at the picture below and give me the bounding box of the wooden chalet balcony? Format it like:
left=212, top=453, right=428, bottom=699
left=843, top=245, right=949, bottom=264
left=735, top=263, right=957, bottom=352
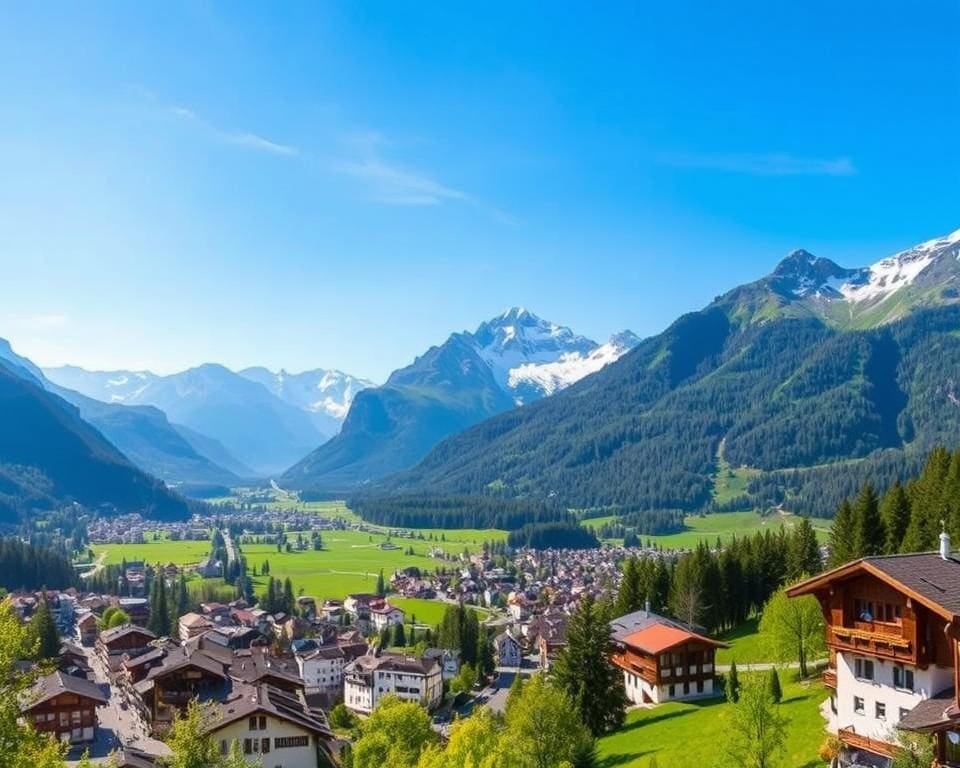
left=829, top=623, right=913, bottom=661
left=823, top=668, right=837, bottom=689
left=838, top=727, right=896, bottom=758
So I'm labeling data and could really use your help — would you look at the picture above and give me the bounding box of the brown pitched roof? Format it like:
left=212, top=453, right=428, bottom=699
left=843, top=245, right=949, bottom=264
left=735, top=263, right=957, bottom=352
left=144, top=647, right=228, bottom=682
left=788, top=552, right=960, bottom=619
left=898, top=687, right=960, bottom=732
left=205, top=682, right=333, bottom=739
left=22, top=671, right=107, bottom=711
left=100, top=624, right=158, bottom=644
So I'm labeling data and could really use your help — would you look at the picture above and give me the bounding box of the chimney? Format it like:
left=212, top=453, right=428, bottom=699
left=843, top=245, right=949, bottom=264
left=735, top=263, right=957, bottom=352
left=644, top=599, right=651, bottom=616
left=940, top=521, right=951, bottom=561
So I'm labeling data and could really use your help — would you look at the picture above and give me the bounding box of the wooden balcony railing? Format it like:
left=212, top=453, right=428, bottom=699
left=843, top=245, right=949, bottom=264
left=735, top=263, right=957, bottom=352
left=830, top=626, right=913, bottom=661
left=838, top=727, right=896, bottom=758
left=823, top=668, right=837, bottom=688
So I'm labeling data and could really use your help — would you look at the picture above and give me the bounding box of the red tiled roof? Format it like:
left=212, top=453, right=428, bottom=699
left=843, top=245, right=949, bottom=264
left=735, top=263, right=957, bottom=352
left=621, top=623, right=724, bottom=654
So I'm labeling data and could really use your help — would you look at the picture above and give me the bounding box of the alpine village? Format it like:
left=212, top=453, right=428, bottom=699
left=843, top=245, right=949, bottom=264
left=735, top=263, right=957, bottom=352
left=2, top=5, right=958, bottom=768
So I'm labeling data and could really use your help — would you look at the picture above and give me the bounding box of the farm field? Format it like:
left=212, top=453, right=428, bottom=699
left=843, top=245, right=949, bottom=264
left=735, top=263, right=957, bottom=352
left=92, top=538, right=212, bottom=566
left=597, top=678, right=828, bottom=768
left=641, top=511, right=831, bottom=550
left=240, top=527, right=501, bottom=603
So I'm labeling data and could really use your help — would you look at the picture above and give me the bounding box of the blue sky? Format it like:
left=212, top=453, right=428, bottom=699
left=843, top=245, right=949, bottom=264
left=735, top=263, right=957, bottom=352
left=0, top=2, right=957, bottom=381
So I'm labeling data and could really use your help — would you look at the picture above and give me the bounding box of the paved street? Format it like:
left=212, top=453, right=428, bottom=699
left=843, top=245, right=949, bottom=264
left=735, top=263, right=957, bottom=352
left=71, top=644, right=169, bottom=764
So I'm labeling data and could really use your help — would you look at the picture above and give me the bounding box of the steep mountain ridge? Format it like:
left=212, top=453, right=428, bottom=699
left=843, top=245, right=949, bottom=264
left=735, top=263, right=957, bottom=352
left=0, top=357, right=188, bottom=521
left=1, top=342, right=242, bottom=486
left=282, top=309, right=636, bottom=491
left=368, top=227, right=960, bottom=520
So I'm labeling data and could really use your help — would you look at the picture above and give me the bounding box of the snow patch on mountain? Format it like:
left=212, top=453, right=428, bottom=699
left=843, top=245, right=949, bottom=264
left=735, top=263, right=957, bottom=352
left=465, top=308, right=638, bottom=403
left=238, top=367, right=376, bottom=422
left=41, top=365, right=157, bottom=403
left=508, top=330, right=640, bottom=400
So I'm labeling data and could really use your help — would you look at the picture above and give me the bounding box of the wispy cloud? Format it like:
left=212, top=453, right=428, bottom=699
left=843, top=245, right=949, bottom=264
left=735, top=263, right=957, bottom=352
left=660, top=151, right=856, bottom=177
left=170, top=105, right=299, bottom=157
left=336, top=132, right=470, bottom=206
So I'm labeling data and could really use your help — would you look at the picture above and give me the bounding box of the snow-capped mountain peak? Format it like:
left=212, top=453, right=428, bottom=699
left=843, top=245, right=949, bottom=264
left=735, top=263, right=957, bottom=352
left=464, top=308, right=639, bottom=404
left=506, top=329, right=641, bottom=402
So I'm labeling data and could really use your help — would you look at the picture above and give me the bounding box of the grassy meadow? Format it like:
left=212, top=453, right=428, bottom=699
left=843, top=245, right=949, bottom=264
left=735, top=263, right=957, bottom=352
left=597, top=677, right=828, bottom=768
left=90, top=496, right=507, bottom=607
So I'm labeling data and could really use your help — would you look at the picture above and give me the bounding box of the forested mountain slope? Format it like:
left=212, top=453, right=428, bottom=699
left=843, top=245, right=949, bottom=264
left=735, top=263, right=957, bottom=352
left=0, top=359, right=188, bottom=522
left=282, top=308, right=636, bottom=492
left=371, top=229, right=960, bottom=519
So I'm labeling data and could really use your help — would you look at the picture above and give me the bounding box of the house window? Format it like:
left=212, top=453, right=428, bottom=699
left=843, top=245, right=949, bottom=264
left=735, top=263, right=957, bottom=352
left=243, top=739, right=252, bottom=754
left=668, top=684, right=676, bottom=697
left=261, top=738, right=270, bottom=753
left=855, top=599, right=875, bottom=621
left=683, top=682, right=690, bottom=695
left=249, top=716, right=258, bottom=731
left=854, top=659, right=874, bottom=681
left=258, top=716, right=266, bottom=730
left=696, top=680, right=704, bottom=693
left=854, top=697, right=865, bottom=715
left=893, top=666, right=914, bottom=691
left=876, top=702, right=886, bottom=720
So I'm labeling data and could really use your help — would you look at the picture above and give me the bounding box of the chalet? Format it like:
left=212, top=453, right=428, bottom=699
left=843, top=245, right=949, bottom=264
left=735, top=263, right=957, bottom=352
left=494, top=630, right=523, bottom=668
left=178, top=612, right=214, bottom=641
left=137, top=646, right=229, bottom=732
left=76, top=612, right=99, bottom=646
left=788, top=532, right=960, bottom=768
left=204, top=682, right=336, bottom=768
left=370, top=603, right=405, bottom=632
left=116, top=597, right=150, bottom=626
left=343, top=594, right=377, bottom=621
left=528, top=611, right=568, bottom=670
left=344, top=653, right=443, bottom=714
left=227, top=647, right=304, bottom=693
left=609, top=607, right=727, bottom=705
left=97, top=625, right=157, bottom=672
left=20, top=671, right=107, bottom=745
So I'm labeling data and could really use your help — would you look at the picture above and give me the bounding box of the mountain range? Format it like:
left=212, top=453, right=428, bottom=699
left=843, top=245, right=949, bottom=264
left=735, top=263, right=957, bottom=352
left=364, top=228, right=960, bottom=522
left=0, top=353, right=187, bottom=522
left=281, top=308, right=639, bottom=492
left=42, top=363, right=375, bottom=476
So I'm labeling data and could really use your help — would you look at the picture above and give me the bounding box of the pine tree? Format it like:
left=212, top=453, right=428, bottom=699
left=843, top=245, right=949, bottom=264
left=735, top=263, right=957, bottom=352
left=615, top=557, right=642, bottom=616
left=552, top=595, right=627, bottom=736
left=283, top=578, right=295, bottom=615
left=852, top=483, right=884, bottom=557
left=725, top=661, right=740, bottom=703
left=829, top=499, right=855, bottom=567
left=31, top=593, right=61, bottom=660
left=786, top=517, right=821, bottom=581
left=767, top=668, right=782, bottom=704
left=904, top=446, right=951, bottom=552
left=393, top=621, right=406, bottom=648
left=375, top=569, right=386, bottom=598
left=880, top=481, right=911, bottom=554
left=477, top=628, right=495, bottom=678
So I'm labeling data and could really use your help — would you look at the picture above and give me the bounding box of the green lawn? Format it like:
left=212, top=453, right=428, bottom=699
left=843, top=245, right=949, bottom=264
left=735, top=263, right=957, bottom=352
left=92, top=538, right=213, bottom=566
left=715, top=617, right=768, bottom=666
left=242, top=527, right=500, bottom=602
left=597, top=678, right=828, bottom=768
left=640, top=511, right=831, bottom=550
